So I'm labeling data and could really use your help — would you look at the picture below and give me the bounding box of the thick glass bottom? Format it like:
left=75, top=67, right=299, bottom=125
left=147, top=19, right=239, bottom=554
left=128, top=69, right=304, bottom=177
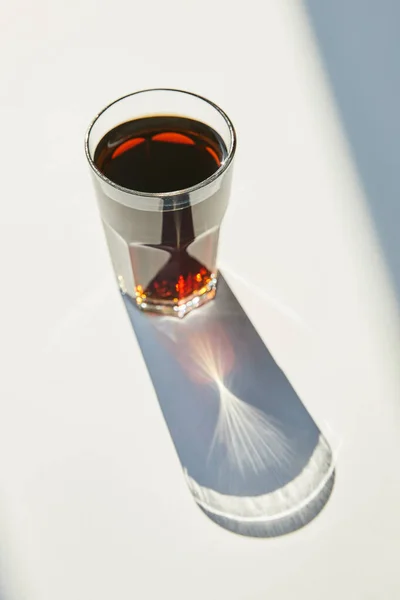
left=128, top=274, right=217, bottom=318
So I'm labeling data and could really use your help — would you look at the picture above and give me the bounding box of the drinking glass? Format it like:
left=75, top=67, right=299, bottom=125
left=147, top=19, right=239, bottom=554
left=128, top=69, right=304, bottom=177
left=85, top=89, right=236, bottom=317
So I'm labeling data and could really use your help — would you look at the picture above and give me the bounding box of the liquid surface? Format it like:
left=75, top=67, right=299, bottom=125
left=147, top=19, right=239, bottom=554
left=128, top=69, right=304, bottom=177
left=94, top=115, right=226, bottom=193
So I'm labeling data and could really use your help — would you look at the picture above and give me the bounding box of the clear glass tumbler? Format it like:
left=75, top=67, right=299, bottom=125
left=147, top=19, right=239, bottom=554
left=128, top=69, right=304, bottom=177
left=85, top=89, right=236, bottom=317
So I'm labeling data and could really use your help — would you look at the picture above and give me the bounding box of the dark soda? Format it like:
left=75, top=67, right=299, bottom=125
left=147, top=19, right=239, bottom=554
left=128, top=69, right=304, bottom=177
left=93, top=116, right=228, bottom=312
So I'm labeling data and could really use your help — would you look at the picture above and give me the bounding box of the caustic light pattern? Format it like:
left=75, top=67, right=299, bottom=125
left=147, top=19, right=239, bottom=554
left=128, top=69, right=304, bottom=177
left=184, top=326, right=292, bottom=476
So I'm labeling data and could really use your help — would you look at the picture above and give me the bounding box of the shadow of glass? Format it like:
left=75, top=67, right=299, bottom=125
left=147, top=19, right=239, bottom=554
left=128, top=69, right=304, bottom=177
left=304, top=0, right=400, bottom=303
left=123, top=275, right=335, bottom=537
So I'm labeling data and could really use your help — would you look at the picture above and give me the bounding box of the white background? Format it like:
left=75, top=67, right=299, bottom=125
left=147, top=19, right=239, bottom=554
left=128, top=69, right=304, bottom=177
left=1, top=0, right=400, bottom=598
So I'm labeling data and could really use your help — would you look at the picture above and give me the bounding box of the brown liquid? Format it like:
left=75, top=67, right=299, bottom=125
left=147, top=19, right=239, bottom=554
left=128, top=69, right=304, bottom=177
left=94, top=116, right=227, bottom=305
left=94, top=115, right=224, bottom=193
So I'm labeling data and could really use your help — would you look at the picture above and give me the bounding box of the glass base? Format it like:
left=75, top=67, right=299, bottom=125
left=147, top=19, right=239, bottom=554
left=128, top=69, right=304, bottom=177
left=130, top=275, right=217, bottom=318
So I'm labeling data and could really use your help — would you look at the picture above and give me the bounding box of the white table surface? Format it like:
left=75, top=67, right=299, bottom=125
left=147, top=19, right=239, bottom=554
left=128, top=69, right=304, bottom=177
left=1, top=1, right=400, bottom=599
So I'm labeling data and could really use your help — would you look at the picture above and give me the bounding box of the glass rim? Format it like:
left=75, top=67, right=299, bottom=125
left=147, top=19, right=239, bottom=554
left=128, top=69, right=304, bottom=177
left=84, top=88, right=237, bottom=199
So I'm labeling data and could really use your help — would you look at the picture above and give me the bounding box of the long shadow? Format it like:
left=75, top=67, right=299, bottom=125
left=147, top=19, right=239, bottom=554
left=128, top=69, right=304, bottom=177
left=304, top=0, right=400, bottom=303
left=123, top=275, right=335, bottom=537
